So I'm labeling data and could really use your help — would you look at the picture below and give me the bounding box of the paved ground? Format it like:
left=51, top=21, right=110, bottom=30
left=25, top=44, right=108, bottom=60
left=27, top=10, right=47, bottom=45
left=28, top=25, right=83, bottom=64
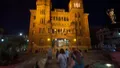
left=45, top=50, right=113, bottom=68
left=15, top=53, right=47, bottom=68
left=0, top=50, right=113, bottom=68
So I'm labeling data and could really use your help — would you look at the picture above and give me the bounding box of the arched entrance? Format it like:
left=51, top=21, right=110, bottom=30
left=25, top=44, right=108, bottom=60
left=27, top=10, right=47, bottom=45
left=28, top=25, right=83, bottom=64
left=53, top=38, right=70, bottom=50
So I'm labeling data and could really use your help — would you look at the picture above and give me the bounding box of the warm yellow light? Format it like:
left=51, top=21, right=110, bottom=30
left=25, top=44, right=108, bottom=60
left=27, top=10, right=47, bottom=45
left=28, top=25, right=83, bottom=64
left=73, top=38, right=76, bottom=42
left=47, top=38, right=51, bottom=41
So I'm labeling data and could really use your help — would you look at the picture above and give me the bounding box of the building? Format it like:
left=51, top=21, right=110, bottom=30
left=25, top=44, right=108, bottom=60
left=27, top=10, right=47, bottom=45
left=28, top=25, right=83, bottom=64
left=28, top=0, right=91, bottom=53
left=96, top=24, right=120, bottom=49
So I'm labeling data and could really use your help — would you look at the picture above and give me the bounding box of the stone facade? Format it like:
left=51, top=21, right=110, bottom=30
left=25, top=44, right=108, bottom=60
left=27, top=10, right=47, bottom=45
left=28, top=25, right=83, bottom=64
left=28, top=0, right=91, bottom=53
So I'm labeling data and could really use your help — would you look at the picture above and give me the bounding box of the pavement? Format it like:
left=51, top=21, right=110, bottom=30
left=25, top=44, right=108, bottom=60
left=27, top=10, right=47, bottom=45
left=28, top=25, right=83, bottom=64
left=0, top=50, right=114, bottom=68
left=15, top=53, right=47, bottom=68
left=45, top=50, right=113, bottom=68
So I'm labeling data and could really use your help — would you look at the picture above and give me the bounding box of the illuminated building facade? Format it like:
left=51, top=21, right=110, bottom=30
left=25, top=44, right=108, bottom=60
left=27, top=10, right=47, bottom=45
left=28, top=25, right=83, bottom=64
left=28, top=0, right=91, bottom=53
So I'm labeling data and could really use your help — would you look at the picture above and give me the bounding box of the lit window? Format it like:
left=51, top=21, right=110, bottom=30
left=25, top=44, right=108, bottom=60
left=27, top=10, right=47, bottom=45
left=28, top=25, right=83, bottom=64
left=74, top=3, right=80, bottom=8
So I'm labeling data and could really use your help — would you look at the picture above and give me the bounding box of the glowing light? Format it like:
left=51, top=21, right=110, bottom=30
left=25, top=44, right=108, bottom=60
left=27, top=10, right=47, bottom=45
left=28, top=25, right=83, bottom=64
left=64, top=39, right=66, bottom=41
left=1, top=39, right=4, bottom=42
left=105, top=63, right=112, bottom=67
left=73, top=38, right=76, bottom=42
left=55, top=39, right=57, bottom=41
left=119, top=33, right=120, bottom=35
left=27, top=40, right=29, bottom=42
left=47, top=38, right=51, bottom=41
left=19, top=33, right=23, bottom=36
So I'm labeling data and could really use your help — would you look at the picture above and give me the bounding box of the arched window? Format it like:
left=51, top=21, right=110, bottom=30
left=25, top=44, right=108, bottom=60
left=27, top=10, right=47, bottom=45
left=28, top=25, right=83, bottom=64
left=75, top=13, right=77, bottom=18
left=78, top=13, right=80, bottom=18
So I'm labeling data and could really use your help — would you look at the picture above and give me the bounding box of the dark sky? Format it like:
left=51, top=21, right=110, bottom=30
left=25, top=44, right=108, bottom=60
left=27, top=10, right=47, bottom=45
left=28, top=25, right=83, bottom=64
left=0, top=0, right=120, bottom=35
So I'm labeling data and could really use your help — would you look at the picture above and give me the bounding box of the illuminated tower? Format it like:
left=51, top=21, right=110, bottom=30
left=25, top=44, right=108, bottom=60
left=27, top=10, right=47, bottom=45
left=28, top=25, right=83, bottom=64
left=28, top=0, right=51, bottom=52
left=69, top=0, right=91, bottom=49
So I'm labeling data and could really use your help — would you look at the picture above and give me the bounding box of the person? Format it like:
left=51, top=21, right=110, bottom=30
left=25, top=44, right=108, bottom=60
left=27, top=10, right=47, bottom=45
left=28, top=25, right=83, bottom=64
left=57, top=49, right=67, bottom=68
left=79, top=49, right=83, bottom=58
left=47, top=48, right=52, bottom=63
left=56, top=49, right=59, bottom=59
left=65, top=49, right=70, bottom=62
left=68, top=53, right=75, bottom=68
left=72, top=50, right=84, bottom=68
left=34, top=61, right=39, bottom=68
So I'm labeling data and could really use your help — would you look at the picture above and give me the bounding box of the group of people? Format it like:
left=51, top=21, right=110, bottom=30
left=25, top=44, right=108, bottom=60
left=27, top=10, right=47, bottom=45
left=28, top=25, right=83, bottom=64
left=56, top=48, right=84, bottom=68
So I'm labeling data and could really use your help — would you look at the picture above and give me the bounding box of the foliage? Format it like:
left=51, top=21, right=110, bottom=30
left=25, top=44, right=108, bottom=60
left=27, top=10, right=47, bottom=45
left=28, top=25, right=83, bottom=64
left=0, top=36, right=28, bottom=65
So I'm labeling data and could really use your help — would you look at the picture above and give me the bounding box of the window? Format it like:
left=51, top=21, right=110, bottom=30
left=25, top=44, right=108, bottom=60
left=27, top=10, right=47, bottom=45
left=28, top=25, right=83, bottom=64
left=61, top=17, right=63, bottom=21
left=67, top=17, right=69, bottom=21
left=53, top=16, right=55, bottom=20
left=41, top=19, right=43, bottom=24
left=33, top=16, right=36, bottom=19
left=64, top=17, right=66, bottom=21
left=48, top=28, right=51, bottom=33
left=79, top=21, right=81, bottom=26
left=43, top=28, right=45, bottom=33
left=52, top=29, right=54, bottom=34
left=43, top=18, right=45, bottom=24
left=75, top=13, right=77, bottom=18
left=59, top=17, right=61, bottom=21
left=40, top=9, right=45, bottom=15
left=39, top=28, right=42, bottom=33
left=56, top=17, right=58, bottom=21
left=58, top=29, right=60, bottom=33
left=33, top=23, right=35, bottom=27
left=32, top=30, right=35, bottom=35
left=78, top=13, right=80, bottom=18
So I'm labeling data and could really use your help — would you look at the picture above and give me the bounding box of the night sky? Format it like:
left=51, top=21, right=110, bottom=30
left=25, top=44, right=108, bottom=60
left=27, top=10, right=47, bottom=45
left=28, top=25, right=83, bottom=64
left=0, top=0, right=120, bottom=35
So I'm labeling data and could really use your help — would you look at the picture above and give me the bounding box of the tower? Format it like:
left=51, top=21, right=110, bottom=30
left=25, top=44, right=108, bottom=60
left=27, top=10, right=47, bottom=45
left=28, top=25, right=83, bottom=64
left=28, top=0, right=51, bottom=53
left=69, top=0, right=91, bottom=49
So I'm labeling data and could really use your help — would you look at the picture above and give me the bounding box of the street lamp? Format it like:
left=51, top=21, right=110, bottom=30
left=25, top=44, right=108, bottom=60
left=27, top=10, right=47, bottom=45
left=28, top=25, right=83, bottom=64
left=1, top=39, right=4, bottom=42
left=73, top=38, right=76, bottom=42
left=118, top=33, right=120, bottom=35
left=19, top=33, right=23, bottom=36
left=47, top=38, right=51, bottom=41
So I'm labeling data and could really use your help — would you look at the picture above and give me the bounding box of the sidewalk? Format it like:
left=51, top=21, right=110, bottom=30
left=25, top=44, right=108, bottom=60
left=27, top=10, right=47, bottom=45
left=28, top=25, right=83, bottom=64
left=45, top=57, right=59, bottom=68
left=0, top=53, right=46, bottom=68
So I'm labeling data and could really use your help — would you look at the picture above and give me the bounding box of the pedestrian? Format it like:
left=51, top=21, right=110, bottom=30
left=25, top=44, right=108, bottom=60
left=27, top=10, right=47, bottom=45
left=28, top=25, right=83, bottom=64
left=47, top=48, right=52, bottom=63
left=72, top=50, right=84, bottom=68
left=68, top=53, right=75, bottom=68
left=57, top=48, right=67, bottom=68
left=56, top=49, right=59, bottom=59
left=79, top=49, right=83, bottom=58
left=65, top=48, right=70, bottom=62
left=34, top=61, right=39, bottom=68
